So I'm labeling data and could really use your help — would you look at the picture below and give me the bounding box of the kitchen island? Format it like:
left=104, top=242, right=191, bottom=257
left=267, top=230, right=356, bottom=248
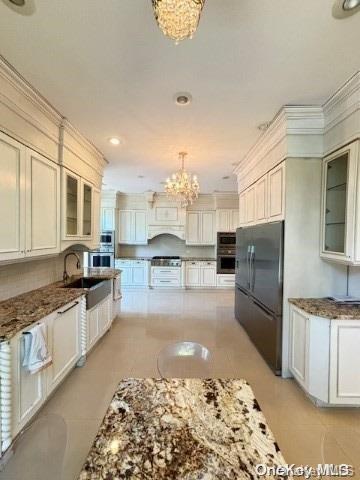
left=79, top=378, right=286, bottom=479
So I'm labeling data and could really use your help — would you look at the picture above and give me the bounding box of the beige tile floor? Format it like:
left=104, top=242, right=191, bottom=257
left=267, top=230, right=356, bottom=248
left=1, top=288, right=360, bottom=479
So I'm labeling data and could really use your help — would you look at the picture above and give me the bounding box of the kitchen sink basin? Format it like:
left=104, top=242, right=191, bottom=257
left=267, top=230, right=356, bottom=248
left=62, top=277, right=111, bottom=310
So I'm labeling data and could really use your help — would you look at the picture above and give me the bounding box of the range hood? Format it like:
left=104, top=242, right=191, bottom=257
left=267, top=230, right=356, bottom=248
left=148, top=225, right=185, bottom=240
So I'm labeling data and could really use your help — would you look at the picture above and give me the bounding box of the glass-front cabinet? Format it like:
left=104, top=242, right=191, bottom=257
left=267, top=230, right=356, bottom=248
left=62, top=168, right=93, bottom=240
left=321, top=140, right=360, bottom=264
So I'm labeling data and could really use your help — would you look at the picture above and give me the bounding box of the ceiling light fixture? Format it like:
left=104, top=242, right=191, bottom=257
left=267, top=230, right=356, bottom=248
left=257, top=122, right=271, bottom=132
left=222, top=176, right=230, bottom=180
left=343, top=0, right=360, bottom=10
left=174, top=92, right=192, bottom=106
left=108, top=137, right=121, bottom=146
left=152, top=0, right=205, bottom=44
left=164, top=152, right=200, bottom=206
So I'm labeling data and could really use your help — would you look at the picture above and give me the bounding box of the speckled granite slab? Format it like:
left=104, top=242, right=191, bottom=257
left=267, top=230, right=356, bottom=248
left=0, top=283, right=85, bottom=341
left=79, top=378, right=287, bottom=480
left=79, top=267, right=121, bottom=279
left=289, top=298, right=360, bottom=320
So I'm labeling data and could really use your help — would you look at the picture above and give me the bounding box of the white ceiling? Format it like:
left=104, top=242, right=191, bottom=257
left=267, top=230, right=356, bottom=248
left=0, top=0, right=359, bottom=193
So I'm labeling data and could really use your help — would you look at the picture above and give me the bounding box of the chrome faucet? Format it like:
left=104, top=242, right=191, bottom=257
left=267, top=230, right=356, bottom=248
left=63, top=252, right=81, bottom=283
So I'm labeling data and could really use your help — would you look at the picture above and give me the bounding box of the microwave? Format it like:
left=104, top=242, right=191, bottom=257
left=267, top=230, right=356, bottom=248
left=217, top=232, right=236, bottom=249
left=100, top=231, right=115, bottom=250
left=83, top=251, right=114, bottom=268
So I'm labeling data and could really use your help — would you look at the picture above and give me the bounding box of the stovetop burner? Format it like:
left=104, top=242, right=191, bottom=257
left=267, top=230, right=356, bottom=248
left=151, top=256, right=181, bottom=267
left=152, top=256, right=181, bottom=260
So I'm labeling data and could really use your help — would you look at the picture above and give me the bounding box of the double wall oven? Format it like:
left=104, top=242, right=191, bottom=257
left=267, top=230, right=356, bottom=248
left=84, top=231, right=115, bottom=268
left=217, top=232, right=236, bottom=274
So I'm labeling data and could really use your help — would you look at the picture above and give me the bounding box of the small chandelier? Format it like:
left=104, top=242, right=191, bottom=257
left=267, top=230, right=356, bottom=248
left=165, top=152, right=200, bottom=206
left=152, top=0, right=205, bottom=44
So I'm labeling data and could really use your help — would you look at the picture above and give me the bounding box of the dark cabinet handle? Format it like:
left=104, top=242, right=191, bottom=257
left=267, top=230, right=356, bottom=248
left=58, top=301, right=79, bottom=315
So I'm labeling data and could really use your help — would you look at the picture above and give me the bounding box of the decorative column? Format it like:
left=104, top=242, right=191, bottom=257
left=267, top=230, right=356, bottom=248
left=77, top=295, right=87, bottom=367
left=0, top=341, right=12, bottom=453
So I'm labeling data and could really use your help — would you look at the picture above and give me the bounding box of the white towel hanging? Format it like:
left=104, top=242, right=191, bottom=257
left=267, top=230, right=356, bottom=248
left=22, top=323, right=52, bottom=374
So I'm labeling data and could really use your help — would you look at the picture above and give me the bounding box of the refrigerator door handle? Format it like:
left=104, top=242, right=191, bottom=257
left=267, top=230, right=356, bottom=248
left=250, top=246, right=256, bottom=291
left=246, top=246, right=251, bottom=288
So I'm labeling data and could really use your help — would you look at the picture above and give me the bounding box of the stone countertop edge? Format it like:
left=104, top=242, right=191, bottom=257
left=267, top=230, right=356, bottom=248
left=289, top=297, right=360, bottom=320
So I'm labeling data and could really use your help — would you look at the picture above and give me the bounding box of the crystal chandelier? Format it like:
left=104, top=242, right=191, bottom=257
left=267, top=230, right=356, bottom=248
left=165, top=152, right=200, bottom=206
left=152, top=0, right=205, bottom=44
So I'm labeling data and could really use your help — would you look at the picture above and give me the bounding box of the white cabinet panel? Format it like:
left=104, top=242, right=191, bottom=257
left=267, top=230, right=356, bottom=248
left=239, top=192, right=246, bottom=226
left=290, top=307, right=309, bottom=388
left=186, top=263, right=201, bottom=286
left=245, top=186, right=255, bottom=225
left=217, top=274, right=235, bottom=287
left=201, top=265, right=216, bottom=286
left=119, top=266, right=132, bottom=286
left=217, top=210, right=230, bottom=232
left=0, top=133, right=26, bottom=261
left=11, top=331, right=46, bottom=436
left=119, top=210, right=132, bottom=243
left=330, top=322, right=360, bottom=404
left=201, top=212, right=215, bottom=245
left=101, top=207, right=115, bottom=231
left=268, top=163, right=285, bottom=221
left=87, top=307, right=99, bottom=351
left=92, top=187, right=101, bottom=249
left=98, top=296, right=112, bottom=335
left=26, top=150, right=60, bottom=257
left=231, top=209, right=239, bottom=231
left=255, top=175, right=267, bottom=223
left=134, top=211, right=147, bottom=244
left=186, top=212, right=200, bottom=244
left=133, top=264, right=146, bottom=285
left=47, top=301, right=81, bottom=395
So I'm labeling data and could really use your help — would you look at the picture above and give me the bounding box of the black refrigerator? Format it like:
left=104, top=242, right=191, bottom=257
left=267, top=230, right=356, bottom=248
left=235, top=222, right=284, bottom=375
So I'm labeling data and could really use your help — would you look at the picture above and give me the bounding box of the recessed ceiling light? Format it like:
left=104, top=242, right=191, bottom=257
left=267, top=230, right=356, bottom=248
left=222, top=176, right=230, bottom=180
left=138, top=175, right=144, bottom=179
left=108, top=137, right=121, bottom=146
left=343, top=0, right=360, bottom=10
left=231, top=162, right=239, bottom=167
left=174, top=92, right=192, bottom=106
left=8, top=0, right=25, bottom=5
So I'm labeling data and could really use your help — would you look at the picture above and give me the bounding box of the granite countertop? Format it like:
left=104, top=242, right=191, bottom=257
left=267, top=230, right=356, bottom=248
left=79, top=378, right=286, bottom=480
left=0, top=283, right=85, bottom=341
left=0, top=268, right=121, bottom=341
left=183, top=258, right=217, bottom=262
left=289, top=298, right=360, bottom=320
left=115, top=257, right=152, bottom=261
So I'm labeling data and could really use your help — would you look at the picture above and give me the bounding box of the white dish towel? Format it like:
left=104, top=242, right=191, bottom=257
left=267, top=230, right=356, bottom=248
left=22, top=323, right=52, bottom=374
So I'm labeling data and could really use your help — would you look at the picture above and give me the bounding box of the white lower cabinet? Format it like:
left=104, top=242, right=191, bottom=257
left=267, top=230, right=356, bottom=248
left=289, top=303, right=360, bottom=406
left=86, top=294, right=112, bottom=352
left=217, top=274, right=235, bottom=287
left=185, top=261, right=216, bottom=288
left=10, top=299, right=82, bottom=439
left=115, top=259, right=149, bottom=288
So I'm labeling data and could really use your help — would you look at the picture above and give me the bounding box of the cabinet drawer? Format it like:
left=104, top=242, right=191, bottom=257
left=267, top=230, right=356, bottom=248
left=152, top=278, right=181, bottom=287
left=151, top=267, right=180, bottom=277
left=217, top=274, right=235, bottom=286
left=186, top=261, right=202, bottom=267
left=115, top=259, right=133, bottom=266
left=201, top=261, right=216, bottom=267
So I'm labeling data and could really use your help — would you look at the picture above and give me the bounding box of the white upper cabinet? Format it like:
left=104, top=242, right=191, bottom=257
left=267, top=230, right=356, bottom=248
left=186, top=211, right=215, bottom=245
left=0, top=132, right=26, bottom=261
left=255, top=175, right=267, bottom=223
left=101, top=207, right=115, bottom=231
left=118, top=210, right=147, bottom=245
left=238, top=162, right=285, bottom=227
left=216, top=209, right=239, bottom=232
left=268, top=163, right=285, bottom=222
left=81, top=180, right=93, bottom=237
left=0, top=132, right=60, bottom=262
left=92, top=187, right=101, bottom=248
left=320, top=140, right=359, bottom=265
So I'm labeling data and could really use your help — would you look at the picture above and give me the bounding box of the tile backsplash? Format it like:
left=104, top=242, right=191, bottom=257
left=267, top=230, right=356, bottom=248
left=0, top=253, right=81, bottom=301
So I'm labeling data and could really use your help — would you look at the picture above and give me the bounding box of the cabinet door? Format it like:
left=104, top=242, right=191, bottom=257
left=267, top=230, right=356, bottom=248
left=255, top=175, right=267, bottom=223
left=47, top=301, right=81, bottom=395
left=118, top=210, right=132, bottom=244
left=25, top=150, right=60, bottom=257
left=186, top=263, right=201, bottom=286
left=201, top=212, right=215, bottom=245
left=81, top=180, right=93, bottom=237
left=330, top=321, right=360, bottom=405
left=92, top=187, right=101, bottom=248
left=132, top=262, right=146, bottom=285
left=87, top=306, right=99, bottom=351
left=63, top=169, right=80, bottom=238
left=134, top=211, right=147, bottom=244
left=101, top=207, right=115, bottom=231
left=245, top=186, right=255, bottom=224
left=0, top=132, right=26, bottom=261
left=201, top=264, right=216, bottom=286
left=120, top=266, right=133, bottom=286
left=98, top=296, right=112, bottom=335
left=230, top=210, right=239, bottom=232
left=217, top=210, right=230, bottom=232
left=11, top=330, right=46, bottom=436
left=239, top=192, right=246, bottom=226
left=186, top=212, right=200, bottom=244
left=268, top=163, right=285, bottom=221
left=289, top=306, right=309, bottom=389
